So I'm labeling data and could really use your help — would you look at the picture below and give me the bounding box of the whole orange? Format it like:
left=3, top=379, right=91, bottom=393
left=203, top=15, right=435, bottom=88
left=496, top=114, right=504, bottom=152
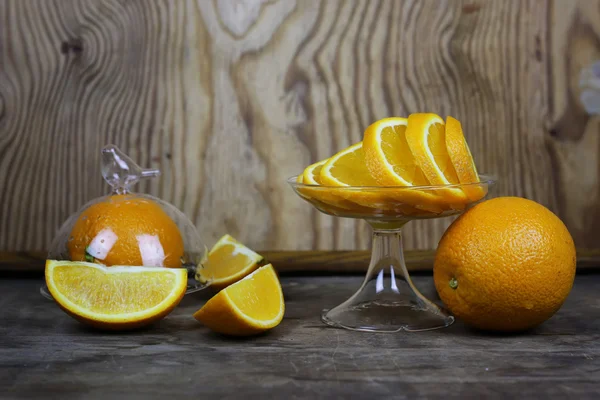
left=434, top=197, right=576, bottom=332
left=68, top=195, right=184, bottom=268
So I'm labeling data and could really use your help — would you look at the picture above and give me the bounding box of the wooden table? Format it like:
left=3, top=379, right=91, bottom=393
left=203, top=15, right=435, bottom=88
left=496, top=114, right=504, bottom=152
left=2, top=274, right=600, bottom=399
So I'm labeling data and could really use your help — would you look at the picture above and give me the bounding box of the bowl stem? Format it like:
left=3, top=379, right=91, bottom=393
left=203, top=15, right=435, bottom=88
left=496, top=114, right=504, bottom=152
left=321, top=225, right=454, bottom=332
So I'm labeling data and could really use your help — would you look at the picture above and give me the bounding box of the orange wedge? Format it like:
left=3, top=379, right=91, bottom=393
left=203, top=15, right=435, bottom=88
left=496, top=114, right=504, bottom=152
left=193, top=264, right=284, bottom=336
left=196, top=234, right=264, bottom=291
left=445, top=116, right=486, bottom=201
left=405, top=113, right=467, bottom=203
left=45, top=260, right=187, bottom=330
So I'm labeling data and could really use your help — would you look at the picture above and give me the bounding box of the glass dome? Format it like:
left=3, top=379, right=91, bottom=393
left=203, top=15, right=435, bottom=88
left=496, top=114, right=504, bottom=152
left=41, top=145, right=209, bottom=299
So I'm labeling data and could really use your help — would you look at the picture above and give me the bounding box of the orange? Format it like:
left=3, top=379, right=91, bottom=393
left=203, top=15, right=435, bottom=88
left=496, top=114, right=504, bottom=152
left=68, top=195, right=184, bottom=268
left=445, top=116, right=486, bottom=202
left=196, top=234, right=264, bottom=290
left=434, top=197, right=576, bottom=332
left=46, top=260, right=187, bottom=330
left=193, top=264, right=284, bottom=336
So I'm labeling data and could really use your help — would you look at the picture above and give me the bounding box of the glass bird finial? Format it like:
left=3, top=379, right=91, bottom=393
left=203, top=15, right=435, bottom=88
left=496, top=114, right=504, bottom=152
left=101, top=145, right=160, bottom=194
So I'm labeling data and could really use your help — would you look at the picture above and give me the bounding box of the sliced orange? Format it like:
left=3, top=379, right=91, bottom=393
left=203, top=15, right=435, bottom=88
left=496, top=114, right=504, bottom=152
left=363, top=117, right=429, bottom=186
left=405, top=113, right=467, bottom=203
left=318, top=142, right=435, bottom=213
left=405, top=113, right=457, bottom=185
left=196, top=234, right=263, bottom=290
left=445, top=116, right=486, bottom=201
left=298, top=159, right=368, bottom=211
left=193, top=264, right=284, bottom=336
left=45, top=260, right=187, bottom=330
left=362, top=117, right=449, bottom=212
left=317, top=142, right=392, bottom=209
left=302, top=159, right=326, bottom=185
left=320, top=142, right=379, bottom=187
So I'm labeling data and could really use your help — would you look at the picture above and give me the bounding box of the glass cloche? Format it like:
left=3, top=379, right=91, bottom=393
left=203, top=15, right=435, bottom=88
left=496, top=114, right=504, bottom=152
left=41, top=145, right=210, bottom=299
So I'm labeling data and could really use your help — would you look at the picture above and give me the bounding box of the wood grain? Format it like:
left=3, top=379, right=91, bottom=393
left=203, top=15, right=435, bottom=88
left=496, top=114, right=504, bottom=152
left=0, top=0, right=598, bottom=252
left=2, top=276, right=600, bottom=398
left=547, top=0, right=600, bottom=250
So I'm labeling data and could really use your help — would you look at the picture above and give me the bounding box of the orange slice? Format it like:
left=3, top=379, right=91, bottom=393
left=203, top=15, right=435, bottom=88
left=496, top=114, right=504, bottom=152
left=405, top=113, right=467, bottom=203
left=318, top=142, right=392, bottom=209
left=362, top=117, right=448, bottom=212
left=445, top=116, right=486, bottom=201
left=302, top=159, right=326, bottom=185
left=299, top=159, right=367, bottom=211
left=320, top=142, right=378, bottom=187
left=363, top=117, right=430, bottom=186
left=193, top=264, right=284, bottom=336
left=319, top=142, right=438, bottom=213
left=45, top=260, right=187, bottom=330
left=405, top=113, right=458, bottom=185
left=196, top=234, right=264, bottom=291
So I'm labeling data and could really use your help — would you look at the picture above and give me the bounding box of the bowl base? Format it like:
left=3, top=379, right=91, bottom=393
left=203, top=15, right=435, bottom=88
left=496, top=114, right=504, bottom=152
left=321, top=296, right=454, bottom=333
left=319, top=227, right=456, bottom=333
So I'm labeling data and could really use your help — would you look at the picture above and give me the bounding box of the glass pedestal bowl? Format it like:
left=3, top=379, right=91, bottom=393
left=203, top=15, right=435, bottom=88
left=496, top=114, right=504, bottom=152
left=288, top=175, right=495, bottom=332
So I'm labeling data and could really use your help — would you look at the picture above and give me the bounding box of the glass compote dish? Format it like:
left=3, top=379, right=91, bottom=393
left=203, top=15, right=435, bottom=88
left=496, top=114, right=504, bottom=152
left=288, top=175, right=495, bottom=332
left=41, top=145, right=210, bottom=300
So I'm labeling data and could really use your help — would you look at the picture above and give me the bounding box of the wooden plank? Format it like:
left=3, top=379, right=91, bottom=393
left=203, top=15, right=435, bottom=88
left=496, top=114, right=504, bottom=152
left=0, top=250, right=429, bottom=273
left=1, top=275, right=600, bottom=398
left=2, top=249, right=600, bottom=274
left=546, top=0, right=600, bottom=250
left=0, top=0, right=598, bottom=253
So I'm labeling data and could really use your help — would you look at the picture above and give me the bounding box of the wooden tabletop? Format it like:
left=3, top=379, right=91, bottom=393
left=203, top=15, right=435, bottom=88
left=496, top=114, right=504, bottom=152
left=2, top=275, right=600, bottom=399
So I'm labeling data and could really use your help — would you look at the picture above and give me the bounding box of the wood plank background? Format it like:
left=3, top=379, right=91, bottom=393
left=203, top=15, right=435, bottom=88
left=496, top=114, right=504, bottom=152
left=1, top=0, right=599, bottom=252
